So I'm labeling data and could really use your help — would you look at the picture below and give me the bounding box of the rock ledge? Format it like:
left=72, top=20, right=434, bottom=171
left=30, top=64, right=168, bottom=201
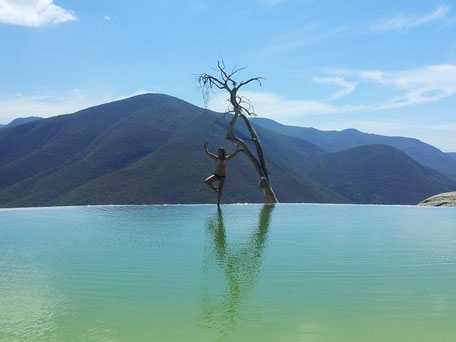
left=418, top=191, right=456, bottom=207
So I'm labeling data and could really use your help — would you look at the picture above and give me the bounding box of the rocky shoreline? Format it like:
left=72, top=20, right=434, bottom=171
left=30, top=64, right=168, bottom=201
left=418, top=192, right=456, bottom=207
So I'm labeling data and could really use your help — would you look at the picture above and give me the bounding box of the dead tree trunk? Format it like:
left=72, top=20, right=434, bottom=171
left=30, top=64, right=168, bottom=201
left=197, top=61, right=278, bottom=204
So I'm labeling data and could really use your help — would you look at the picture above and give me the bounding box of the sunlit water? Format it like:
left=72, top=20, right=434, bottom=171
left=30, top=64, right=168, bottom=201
left=1, top=204, right=455, bottom=342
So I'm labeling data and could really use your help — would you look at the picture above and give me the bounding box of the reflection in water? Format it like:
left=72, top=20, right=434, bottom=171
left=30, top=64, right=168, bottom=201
left=200, top=205, right=274, bottom=339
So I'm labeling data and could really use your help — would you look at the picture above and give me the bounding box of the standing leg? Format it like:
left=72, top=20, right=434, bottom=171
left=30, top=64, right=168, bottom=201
left=217, top=178, right=225, bottom=206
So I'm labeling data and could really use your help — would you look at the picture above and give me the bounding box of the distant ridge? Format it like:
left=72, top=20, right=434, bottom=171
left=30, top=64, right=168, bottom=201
left=304, top=144, right=455, bottom=205
left=253, top=118, right=456, bottom=181
left=0, top=93, right=454, bottom=207
left=0, top=116, right=42, bottom=130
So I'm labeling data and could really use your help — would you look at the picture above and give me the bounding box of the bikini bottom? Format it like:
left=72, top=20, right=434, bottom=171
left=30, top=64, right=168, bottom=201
left=214, top=173, right=226, bottom=180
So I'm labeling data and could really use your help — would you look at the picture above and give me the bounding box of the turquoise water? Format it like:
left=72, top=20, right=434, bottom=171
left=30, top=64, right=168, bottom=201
left=1, top=204, right=455, bottom=342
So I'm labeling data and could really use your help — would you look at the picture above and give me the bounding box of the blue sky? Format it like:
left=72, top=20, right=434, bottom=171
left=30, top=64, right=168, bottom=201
left=1, top=0, right=455, bottom=151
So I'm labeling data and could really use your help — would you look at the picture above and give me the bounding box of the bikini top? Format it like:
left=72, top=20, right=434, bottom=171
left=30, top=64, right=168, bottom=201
left=216, top=158, right=227, bottom=166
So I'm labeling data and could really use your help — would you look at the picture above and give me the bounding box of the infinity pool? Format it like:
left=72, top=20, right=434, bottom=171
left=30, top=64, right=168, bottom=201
left=1, top=204, right=455, bottom=341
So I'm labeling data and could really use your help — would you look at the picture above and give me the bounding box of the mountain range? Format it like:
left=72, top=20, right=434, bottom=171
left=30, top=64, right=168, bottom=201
left=252, top=118, right=456, bottom=181
left=0, top=93, right=454, bottom=207
left=0, top=116, right=42, bottom=130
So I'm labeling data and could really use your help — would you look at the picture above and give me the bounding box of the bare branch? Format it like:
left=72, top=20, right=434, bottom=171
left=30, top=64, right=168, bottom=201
left=196, top=60, right=277, bottom=203
left=239, top=104, right=257, bottom=117
left=196, top=71, right=231, bottom=108
left=235, top=95, right=257, bottom=116
left=215, top=59, right=241, bottom=88
left=217, top=60, right=229, bottom=83
left=228, top=65, right=247, bottom=79
left=197, top=73, right=226, bottom=89
left=238, top=77, right=265, bottom=88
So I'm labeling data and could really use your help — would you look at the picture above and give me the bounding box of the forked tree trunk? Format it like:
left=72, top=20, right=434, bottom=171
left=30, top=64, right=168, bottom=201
left=197, top=61, right=278, bottom=204
left=226, top=106, right=278, bottom=204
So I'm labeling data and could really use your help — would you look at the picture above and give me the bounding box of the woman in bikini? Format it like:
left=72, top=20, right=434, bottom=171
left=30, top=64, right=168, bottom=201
left=204, top=140, right=241, bottom=205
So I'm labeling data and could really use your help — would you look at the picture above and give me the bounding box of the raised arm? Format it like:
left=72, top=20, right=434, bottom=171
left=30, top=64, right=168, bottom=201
left=226, top=145, right=242, bottom=161
left=204, top=141, right=218, bottom=160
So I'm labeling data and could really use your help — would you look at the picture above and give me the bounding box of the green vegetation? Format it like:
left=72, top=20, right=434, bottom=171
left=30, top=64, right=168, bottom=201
left=253, top=118, right=456, bottom=181
left=304, top=145, right=455, bottom=204
left=0, top=94, right=454, bottom=207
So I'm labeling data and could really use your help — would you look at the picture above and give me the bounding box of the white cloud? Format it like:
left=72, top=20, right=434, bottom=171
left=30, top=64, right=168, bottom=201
left=2, top=86, right=454, bottom=150
left=358, top=64, right=456, bottom=109
left=0, top=0, right=77, bottom=27
left=370, top=5, right=452, bottom=32
left=208, top=64, right=456, bottom=151
left=207, top=64, right=456, bottom=124
left=0, top=90, right=100, bottom=123
left=428, top=123, right=456, bottom=150
left=104, top=15, right=111, bottom=21
left=115, top=89, right=153, bottom=101
left=208, top=90, right=367, bottom=123
left=312, top=76, right=356, bottom=100
left=265, top=25, right=347, bottom=55
left=0, top=89, right=154, bottom=123
left=322, top=64, right=456, bottom=110
left=207, top=91, right=456, bottom=150
left=431, top=122, right=456, bottom=131
left=317, top=120, right=456, bottom=151
left=265, top=6, right=453, bottom=55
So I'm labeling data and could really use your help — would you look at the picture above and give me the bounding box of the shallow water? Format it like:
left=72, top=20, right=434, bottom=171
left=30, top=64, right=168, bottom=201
left=1, top=204, right=455, bottom=341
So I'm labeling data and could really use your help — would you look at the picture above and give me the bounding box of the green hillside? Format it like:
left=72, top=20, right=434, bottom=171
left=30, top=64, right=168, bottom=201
left=0, top=93, right=454, bottom=207
left=305, top=145, right=456, bottom=204
left=0, top=94, right=341, bottom=207
left=253, top=118, right=456, bottom=181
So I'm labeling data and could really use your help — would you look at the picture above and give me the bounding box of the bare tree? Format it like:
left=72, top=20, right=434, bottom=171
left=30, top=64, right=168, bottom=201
left=197, top=60, right=278, bottom=204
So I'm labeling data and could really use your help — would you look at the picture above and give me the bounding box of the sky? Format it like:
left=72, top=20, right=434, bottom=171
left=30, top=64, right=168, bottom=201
left=1, top=0, right=455, bottom=151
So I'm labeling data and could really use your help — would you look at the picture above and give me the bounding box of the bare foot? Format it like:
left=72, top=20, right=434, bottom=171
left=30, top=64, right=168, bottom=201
left=212, top=187, right=218, bottom=193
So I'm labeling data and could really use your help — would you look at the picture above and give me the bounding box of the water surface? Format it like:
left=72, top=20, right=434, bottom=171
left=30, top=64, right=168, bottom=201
left=1, top=204, right=455, bottom=341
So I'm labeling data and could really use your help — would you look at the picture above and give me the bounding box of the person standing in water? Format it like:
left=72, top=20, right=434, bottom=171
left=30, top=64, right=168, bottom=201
left=204, top=141, right=241, bottom=206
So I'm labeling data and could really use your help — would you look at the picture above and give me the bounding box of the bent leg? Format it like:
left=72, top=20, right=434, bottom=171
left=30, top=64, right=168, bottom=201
left=204, top=175, right=218, bottom=192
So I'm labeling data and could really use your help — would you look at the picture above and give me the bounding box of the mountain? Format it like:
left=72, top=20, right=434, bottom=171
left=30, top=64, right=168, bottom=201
left=0, top=93, right=454, bottom=207
left=252, top=118, right=456, bottom=181
left=0, top=116, right=42, bottom=130
left=0, top=94, right=342, bottom=207
left=304, top=145, right=455, bottom=205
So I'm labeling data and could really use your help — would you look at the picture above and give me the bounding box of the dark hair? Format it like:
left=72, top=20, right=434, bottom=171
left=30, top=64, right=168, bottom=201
left=218, top=147, right=226, bottom=160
